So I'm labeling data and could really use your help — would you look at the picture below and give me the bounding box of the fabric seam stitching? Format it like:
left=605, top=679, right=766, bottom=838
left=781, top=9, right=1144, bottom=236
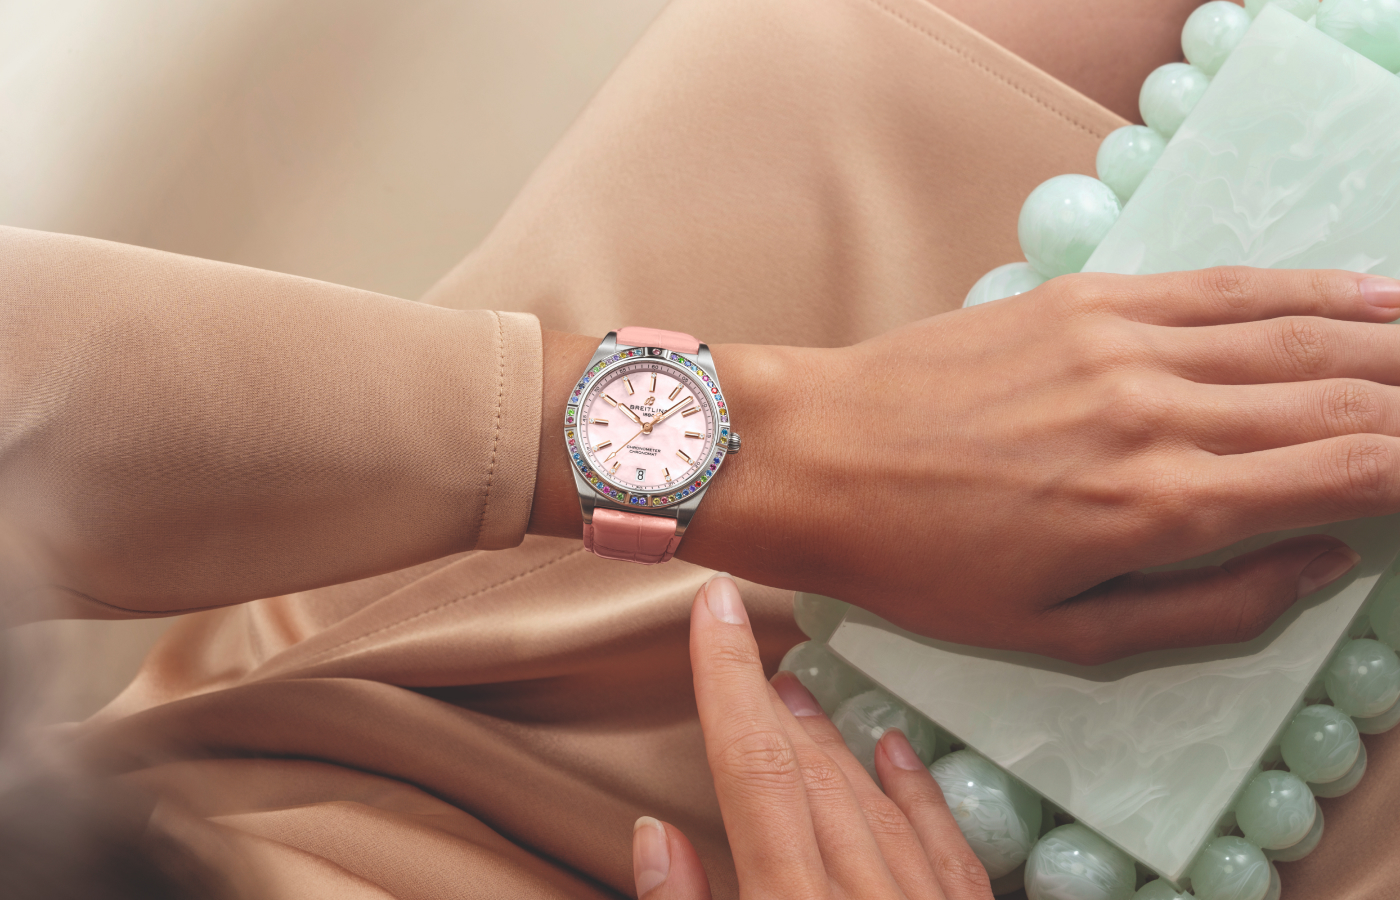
left=856, top=0, right=1109, bottom=139
left=475, top=311, right=507, bottom=544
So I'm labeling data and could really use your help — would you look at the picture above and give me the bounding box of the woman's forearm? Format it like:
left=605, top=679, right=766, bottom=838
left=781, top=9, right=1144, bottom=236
left=0, top=226, right=544, bottom=621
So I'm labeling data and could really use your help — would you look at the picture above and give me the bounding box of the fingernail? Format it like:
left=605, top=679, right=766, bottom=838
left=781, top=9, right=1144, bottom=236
left=633, top=816, right=670, bottom=897
left=1298, top=547, right=1361, bottom=598
left=705, top=573, right=747, bottom=625
left=880, top=729, right=926, bottom=771
left=772, top=671, right=823, bottom=717
left=1360, top=277, right=1400, bottom=310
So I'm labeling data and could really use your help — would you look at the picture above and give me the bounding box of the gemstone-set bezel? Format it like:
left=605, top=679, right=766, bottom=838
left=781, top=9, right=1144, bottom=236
left=565, top=347, right=731, bottom=507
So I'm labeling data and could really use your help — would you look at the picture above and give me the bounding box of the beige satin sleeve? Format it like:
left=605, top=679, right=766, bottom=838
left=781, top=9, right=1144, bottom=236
left=0, top=225, right=542, bottom=621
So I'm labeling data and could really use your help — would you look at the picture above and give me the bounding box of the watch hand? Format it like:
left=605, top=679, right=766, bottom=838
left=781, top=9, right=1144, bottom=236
left=604, top=425, right=646, bottom=462
left=649, top=395, right=695, bottom=427
left=617, top=403, right=644, bottom=426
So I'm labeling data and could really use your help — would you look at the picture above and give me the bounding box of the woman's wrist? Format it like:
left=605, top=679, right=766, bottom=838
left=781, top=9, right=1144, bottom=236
left=527, top=330, right=603, bottom=539
left=526, top=329, right=817, bottom=576
left=675, top=342, right=816, bottom=571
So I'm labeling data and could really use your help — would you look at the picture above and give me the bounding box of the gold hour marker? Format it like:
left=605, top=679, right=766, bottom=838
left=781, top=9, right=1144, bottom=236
left=624, top=378, right=636, bottom=395
left=649, top=374, right=657, bottom=391
left=663, top=468, right=671, bottom=479
left=603, top=394, right=619, bottom=407
left=610, top=461, right=621, bottom=473
left=595, top=440, right=613, bottom=451
left=668, top=386, right=682, bottom=401
left=685, top=431, right=703, bottom=439
left=682, top=406, right=700, bottom=417
left=590, top=418, right=609, bottom=426
left=676, top=449, right=692, bottom=463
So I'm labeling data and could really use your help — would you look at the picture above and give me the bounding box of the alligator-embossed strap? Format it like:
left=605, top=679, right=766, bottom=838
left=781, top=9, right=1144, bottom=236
left=583, top=326, right=699, bottom=564
left=584, top=508, right=683, bottom=564
left=615, top=326, right=700, bottom=354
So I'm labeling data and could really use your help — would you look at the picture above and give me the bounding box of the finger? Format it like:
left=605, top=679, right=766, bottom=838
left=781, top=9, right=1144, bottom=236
left=1206, top=434, right=1400, bottom=530
left=633, top=817, right=712, bottom=900
left=1176, top=379, right=1400, bottom=455
left=1058, top=267, right=1400, bottom=327
left=772, top=672, right=943, bottom=899
left=1040, top=535, right=1359, bottom=665
left=1160, top=317, right=1400, bottom=386
left=689, top=574, right=827, bottom=897
left=875, top=731, right=994, bottom=900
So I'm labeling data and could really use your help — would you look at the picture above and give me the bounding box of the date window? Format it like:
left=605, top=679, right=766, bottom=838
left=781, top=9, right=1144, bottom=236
left=636, top=468, right=646, bottom=482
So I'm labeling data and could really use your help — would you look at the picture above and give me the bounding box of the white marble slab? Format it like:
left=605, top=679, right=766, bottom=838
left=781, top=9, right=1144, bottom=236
left=830, top=8, right=1400, bottom=882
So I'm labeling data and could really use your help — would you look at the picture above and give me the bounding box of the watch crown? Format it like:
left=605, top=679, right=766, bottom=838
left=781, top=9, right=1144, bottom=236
left=727, top=432, right=742, bottom=453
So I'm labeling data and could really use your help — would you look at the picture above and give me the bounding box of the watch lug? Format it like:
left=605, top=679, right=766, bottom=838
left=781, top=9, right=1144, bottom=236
left=585, top=332, right=619, bottom=369
left=674, top=491, right=704, bottom=537
left=694, top=343, right=716, bottom=378
left=572, top=469, right=597, bottom=524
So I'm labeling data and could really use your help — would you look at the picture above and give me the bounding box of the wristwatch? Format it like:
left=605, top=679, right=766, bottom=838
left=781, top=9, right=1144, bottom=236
left=565, top=327, right=741, bottom=564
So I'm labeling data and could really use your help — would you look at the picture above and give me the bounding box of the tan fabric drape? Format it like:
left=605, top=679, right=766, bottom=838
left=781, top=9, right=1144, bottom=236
left=3, top=0, right=1395, bottom=896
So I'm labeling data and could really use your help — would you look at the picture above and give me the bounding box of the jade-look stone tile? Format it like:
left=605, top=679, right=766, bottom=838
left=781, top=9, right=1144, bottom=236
left=1086, top=6, right=1400, bottom=278
left=830, top=8, right=1400, bottom=882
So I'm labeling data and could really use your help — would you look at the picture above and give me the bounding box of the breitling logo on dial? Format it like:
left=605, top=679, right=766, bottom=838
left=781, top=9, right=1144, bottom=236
left=645, top=396, right=656, bottom=405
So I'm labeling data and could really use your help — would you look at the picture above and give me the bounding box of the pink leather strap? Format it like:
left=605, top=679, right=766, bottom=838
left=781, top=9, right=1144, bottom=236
left=615, top=326, right=700, bottom=354
left=584, top=508, right=683, bottom=564
left=582, top=326, right=699, bottom=565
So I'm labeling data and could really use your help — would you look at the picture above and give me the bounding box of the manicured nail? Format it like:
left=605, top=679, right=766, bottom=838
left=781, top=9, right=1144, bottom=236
left=1298, top=547, right=1361, bottom=598
left=1360, top=277, right=1400, bottom=310
left=633, top=816, right=670, bottom=897
left=772, top=671, right=823, bottom=717
left=705, top=573, right=746, bottom=625
left=880, top=729, right=926, bottom=771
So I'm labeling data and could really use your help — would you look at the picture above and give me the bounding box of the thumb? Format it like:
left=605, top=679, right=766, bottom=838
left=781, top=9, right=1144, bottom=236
left=633, top=816, right=711, bottom=900
left=1042, top=535, right=1360, bottom=665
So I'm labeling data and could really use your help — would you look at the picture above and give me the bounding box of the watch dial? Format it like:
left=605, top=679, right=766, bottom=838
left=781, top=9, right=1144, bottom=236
left=578, top=361, right=715, bottom=493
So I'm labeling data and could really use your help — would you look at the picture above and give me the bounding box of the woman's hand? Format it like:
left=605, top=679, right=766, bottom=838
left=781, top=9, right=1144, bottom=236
left=689, top=268, right=1400, bottom=663
left=632, top=575, right=991, bottom=900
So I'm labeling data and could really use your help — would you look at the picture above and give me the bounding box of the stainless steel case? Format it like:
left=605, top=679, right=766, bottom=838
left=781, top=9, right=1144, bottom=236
left=566, top=331, right=734, bottom=540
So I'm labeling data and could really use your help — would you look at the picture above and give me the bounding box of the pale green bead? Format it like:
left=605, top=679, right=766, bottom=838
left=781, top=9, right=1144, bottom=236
left=1184, top=2, right=1254, bottom=75
left=779, top=641, right=873, bottom=714
left=964, top=262, right=1047, bottom=307
left=1310, top=742, right=1367, bottom=797
left=832, top=688, right=943, bottom=780
left=1367, top=573, right=1400, bottom=649
left=1234, top=770, right=1316, bottom=849
left=1188, top=836, right=1272, bottom=900
left=1017, top=175, right=1122, bottom=279
left=1095, top=126, right=1166, bottom=203
left=1139, top=62, right=1212, bottom=138
left=1316, top=0, right=1400, bottom=72
left=1263, top=807, right=1324, bottom=862
left=1281, top=704, right=1360, bottom=783
left=792, top=592, right=851, bottom=643
left=930, top=750, right=1042, bottom=879
left=1245, top=0, right=1322, bottom=18
left=1133, top=880, right=1189, bottom=900
left=1024, top=824, right=1136, bottom=900
left=1323, top=638, right=1400, bottom=716
left=1353, top=694, right=1400, bottom=733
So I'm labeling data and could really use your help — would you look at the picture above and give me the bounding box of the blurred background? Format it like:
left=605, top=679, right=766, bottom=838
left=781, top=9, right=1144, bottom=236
left=0, top=0, right=668, bottom=721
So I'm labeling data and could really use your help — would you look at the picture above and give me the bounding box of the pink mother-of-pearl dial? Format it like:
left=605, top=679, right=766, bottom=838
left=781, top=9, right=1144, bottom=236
left=579, top=361, right=715, bottom=493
